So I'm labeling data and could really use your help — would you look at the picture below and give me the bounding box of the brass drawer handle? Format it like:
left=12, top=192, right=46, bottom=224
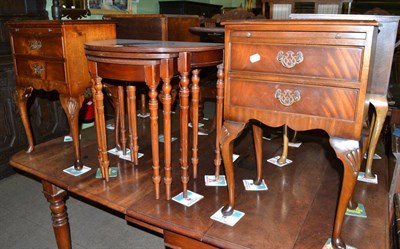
left=29, top=40, right=42, bottom=50
left=32, top=64, right=44, bottom=76
left=276, top=51, right=303, bottom=69
left=275, top=89, right=301, bottom=106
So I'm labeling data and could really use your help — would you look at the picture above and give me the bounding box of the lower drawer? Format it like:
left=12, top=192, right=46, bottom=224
left=15, top=58, right=65, bottom=82
left=227, top=78, right=358, bottom=121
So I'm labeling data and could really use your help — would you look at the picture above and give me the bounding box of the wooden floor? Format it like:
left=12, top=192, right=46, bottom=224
left=10, top=109, right=390, bottom=249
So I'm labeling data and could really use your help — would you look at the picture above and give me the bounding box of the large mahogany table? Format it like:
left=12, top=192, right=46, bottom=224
left=84, top=39, right=223, bottom=200
left=8, top=125, right=389, bottom=249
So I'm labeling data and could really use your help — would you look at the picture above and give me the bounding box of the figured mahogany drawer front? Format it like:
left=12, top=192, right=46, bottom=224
left=11, top=29, right=63, bottom=58
left=228, top=78, right=357, bottom=121
left=230, top=43, right=363, bottom=83
left=16, top=59, right=65, bottom=82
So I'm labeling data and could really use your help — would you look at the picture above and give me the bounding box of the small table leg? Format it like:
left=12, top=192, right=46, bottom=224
left=103, top=84, right=122, bottom=151
left=191, top=69, right=200, bottom=179
left=42, top=180, right=71, bottom=249
left=145, top=64, right=161, bottom=199
left=117, top=86, right=127, bottom=156
left=127, top=85, right=139, bottom=165
left=92, top=75, right=110, bottom=181
left=160, top=58, right=174, bottom=200
left=178, top=52, right=191, bottom=198
left=214, top=64, right=224, bottom=179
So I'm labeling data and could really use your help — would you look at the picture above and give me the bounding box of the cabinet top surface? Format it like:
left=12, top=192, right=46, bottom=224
left=6, top=20, right=115, bottom=27
left=222, top=19, right=379, bottom=27
left=84, top=39, right=223, bottom=53
left=290, top=13, right=400, bottom=22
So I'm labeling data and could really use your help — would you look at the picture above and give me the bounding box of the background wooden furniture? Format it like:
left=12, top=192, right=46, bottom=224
left=290, top=14, right=400, bottom=179
left=261, top=0, right=352, bottom=19
left=0, top=0, right=71, bottom=179
left=352, top=0, right=400, bottom=15
left=220, top=19, right=377, bottom=248
left=7, top=20, right=116, bottom=170
left=159, top=1, right=223, bottom=18
left=103, top=14, right=200, bottom=42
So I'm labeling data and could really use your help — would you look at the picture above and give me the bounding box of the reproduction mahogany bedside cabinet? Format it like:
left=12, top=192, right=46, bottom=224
left=7, top=20, right=116, bottom=170
left=220, top=20, right=378, bottom=248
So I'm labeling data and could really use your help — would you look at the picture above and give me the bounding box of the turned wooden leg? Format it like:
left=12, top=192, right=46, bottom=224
left=365, top=96, right=388, bottom=179
left=191, top=69, right=200, bottom=179
left=92, top=76, right=110, bottom=181
left=145, top=64, right=161, bottom=199
left=278, top=125, right=289, bottom=164
left=103, top=84, right=121, bottom=151
left=178, top=52, right=191, bottom=198
left=221, top=121, right=246, bottom=216
left=140, top=89, right=148, bottom=116
left=126, top=85, right=139, bottom=165
left=16, top=86, right=34, bottom=153
left=118, top=85, right=127, bottom=156
left=42, top=180, right=71, bottom=249
left=329, top=137, right=361, bottom=249
left=214, top=64, right=224, bottom=179
left=59, top=95, right=84, bottom=171
left=160, top=58, right=173, bottom=200
left=252, top=124, right=263, bottom=185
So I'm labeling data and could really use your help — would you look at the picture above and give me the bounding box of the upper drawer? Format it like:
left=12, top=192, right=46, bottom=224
left=10, top=28, right=63, bottom=58
left=229, top=43, right=363, bottom=83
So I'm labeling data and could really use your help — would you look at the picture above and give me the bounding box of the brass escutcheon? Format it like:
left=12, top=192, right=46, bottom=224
left=275, top=89, right=301, bottom=106
left=32, top=64, right=44, bottom=76
left=276, top=50, right=303, bottom=68
left=29, top=40, right=42, bottom=50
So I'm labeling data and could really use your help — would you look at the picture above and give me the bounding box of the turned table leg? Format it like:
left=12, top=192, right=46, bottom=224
left=220, top=120, right=246, bottom=216
left=15, top=86, right=34, bottom=153
left=103, top=84, right=122, bottom=151
left=126, top=85, right=139, bottom=165
left=178, top=52, right=190, bottom=198
left=91, top=75, right=110, bottom=181
left=160, top=58, right=174, bottom=200
left=42, top=180, right=71, bottom=249
left=145, top=64, right=161, bottom=199
left=117, top=85, right=127, bottom=156
left=329, top=137, right=361, bottom=249
left=214, top=64, right=224, bottom=179
left=191, top=69, right=200, bottom=179
left=59, top=95, right=84, bottom=171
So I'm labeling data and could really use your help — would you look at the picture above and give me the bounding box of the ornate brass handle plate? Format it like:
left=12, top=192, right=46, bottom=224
left=32, top=64, right=44, bottom=77
left=277, top=50, right=303, bottom=68
left=275, top=89, right=301, bottom=106
left=29, top=40, right=42, bottom=50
